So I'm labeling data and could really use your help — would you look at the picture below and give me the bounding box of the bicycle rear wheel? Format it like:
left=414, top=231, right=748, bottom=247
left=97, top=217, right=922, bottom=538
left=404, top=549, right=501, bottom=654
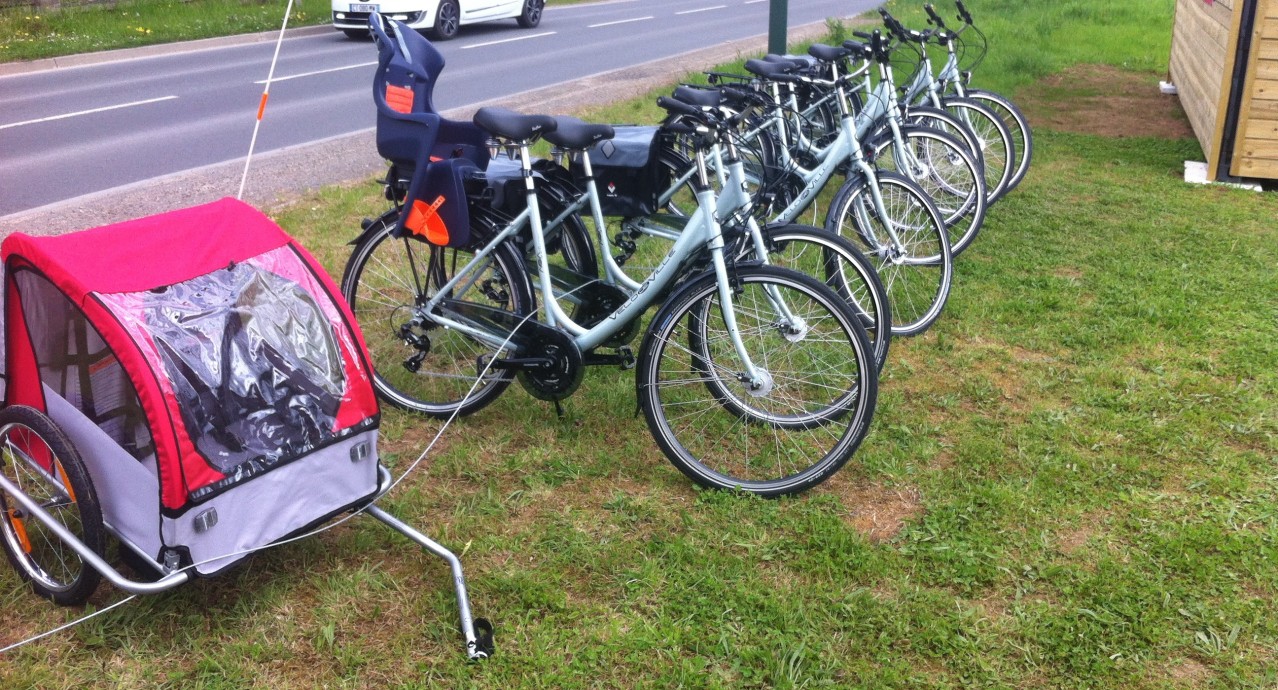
left=965, top=89, right=1032, bottom=192
left=940, top=97, right=1014, bottom=203
left=636, top=265, right=877, bottom=497
left=868, top=126, right=986, bottom=257
left=0, top=405, right=104, bottom=606
left=341, top=212, right=534, bottom=418
left=825, top=171, right=952, bottom=336
left=755, top=223, right=892, bottom=372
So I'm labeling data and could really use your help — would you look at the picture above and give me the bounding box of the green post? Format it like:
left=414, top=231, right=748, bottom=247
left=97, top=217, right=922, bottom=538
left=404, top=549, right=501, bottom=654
left=768, top=0, right=789, bottom=55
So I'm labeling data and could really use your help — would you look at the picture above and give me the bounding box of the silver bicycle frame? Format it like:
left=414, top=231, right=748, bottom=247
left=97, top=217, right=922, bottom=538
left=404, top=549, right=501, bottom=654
left=417, top=139, right=770, bottom=387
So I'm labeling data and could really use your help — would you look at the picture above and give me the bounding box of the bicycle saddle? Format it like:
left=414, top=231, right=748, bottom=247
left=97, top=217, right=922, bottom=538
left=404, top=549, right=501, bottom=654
left=543, top=116, right=614, bottom=150
left=743, top=58, right=800, bottom=81
left=671, top=85, right=722, bottom=108
left=763, top=54, right=813, bottom=71
left=808, top=43, right=855, bottom=62
left=473, top=107, right=558, bottom=143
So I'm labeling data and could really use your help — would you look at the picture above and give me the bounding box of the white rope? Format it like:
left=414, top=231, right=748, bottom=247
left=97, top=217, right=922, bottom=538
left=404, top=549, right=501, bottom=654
left=0, top=595, right=137, bottom=654
left=236, top=0, right=296, bottom=200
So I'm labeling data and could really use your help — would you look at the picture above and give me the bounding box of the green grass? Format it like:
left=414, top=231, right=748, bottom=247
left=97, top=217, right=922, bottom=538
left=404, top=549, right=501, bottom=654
left=0, top=0, right=578, bottom=63
left=4, top=0, right=1278, bottom=687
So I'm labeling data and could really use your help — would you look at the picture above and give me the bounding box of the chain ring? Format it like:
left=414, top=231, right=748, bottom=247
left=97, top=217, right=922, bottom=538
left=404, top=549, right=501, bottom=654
left=517, top=327, right=584, bottom=401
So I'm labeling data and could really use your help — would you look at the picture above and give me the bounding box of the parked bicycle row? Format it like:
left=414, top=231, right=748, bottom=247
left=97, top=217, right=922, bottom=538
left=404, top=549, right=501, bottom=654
left=342, top=2, right=1033, bottom=499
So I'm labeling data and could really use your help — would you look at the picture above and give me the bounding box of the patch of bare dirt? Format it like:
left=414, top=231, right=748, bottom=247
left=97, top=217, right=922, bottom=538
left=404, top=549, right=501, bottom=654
left=1017, top=64, right=1195, bottom=139
left=820, top=478, right=924, bottom=543
left=1166, top=659, right=1214, bottom=687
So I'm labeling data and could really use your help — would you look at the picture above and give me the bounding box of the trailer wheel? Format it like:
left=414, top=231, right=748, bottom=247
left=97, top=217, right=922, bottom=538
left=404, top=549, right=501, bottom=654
left=0, top=405, right=105, bottom=605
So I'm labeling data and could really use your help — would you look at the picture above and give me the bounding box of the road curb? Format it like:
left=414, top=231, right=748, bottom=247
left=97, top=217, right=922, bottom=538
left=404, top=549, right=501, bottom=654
left=0, top=25, right=334, bottom=78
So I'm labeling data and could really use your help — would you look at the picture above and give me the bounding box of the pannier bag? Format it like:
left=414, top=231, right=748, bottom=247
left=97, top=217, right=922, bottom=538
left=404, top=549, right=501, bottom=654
left=570, top=125, right=669, bottom=217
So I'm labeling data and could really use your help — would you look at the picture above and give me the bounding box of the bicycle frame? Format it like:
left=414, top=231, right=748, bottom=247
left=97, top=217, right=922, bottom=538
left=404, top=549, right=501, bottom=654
left=417, top=137, right=772, bottom=386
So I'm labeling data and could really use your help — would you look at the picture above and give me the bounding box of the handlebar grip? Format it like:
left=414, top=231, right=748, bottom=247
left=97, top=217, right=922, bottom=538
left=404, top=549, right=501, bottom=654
left=956, top=0, right=973, bottom=24
left=924, top=3, right=946, bottom=27
left=720, top=84, right=761, bottom=105
left=853, top=30, right=872, bottom=40
left=656, top=96, right=705, bottom=120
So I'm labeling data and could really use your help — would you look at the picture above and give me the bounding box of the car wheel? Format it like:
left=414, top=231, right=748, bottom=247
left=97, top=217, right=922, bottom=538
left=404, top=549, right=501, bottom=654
left=429, top=0, right=460, bottom=40
left=517, top=0, right=544, bottom=28
left=342, top=28, right=370, bottom=40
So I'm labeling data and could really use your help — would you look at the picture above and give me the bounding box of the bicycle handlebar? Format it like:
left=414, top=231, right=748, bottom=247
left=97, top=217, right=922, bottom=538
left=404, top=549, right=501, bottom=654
left=955, top=0, right=974, bottom=25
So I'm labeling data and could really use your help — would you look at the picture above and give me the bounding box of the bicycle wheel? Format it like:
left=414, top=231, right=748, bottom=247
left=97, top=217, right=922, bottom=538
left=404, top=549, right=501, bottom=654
left=868, top=126, right=987, bottom=257
left=825, top=171, right=952, bottom=336
left=755, top=223, right=892, bottom=372
left=636, top=265, right=878, bottom=497
left=965, top=89, right=1033, bottom=192
left=941, top=97, right=1015, bottom=203
left=341, top=212, right=534, bottom=418
left=0, top=405, right=104, bottom=606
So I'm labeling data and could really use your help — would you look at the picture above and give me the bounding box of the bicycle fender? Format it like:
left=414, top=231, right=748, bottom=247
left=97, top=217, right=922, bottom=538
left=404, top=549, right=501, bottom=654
left=348, top=209, right=401, bottom=246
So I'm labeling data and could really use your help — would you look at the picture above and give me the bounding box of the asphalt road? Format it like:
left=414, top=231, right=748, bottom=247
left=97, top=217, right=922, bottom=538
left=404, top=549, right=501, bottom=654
left=0, top=0, right=881, bottom=219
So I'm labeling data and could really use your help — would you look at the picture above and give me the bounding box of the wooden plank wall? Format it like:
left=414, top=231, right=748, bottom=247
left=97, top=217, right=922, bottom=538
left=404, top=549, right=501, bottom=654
left=1169, top=0, right=1237, bottom=173
left=1231, top=0, right=1278, bottom=178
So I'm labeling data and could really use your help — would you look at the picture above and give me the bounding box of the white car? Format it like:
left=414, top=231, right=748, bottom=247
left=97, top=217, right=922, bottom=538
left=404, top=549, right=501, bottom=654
left=333, top=0, right=544, bottom=41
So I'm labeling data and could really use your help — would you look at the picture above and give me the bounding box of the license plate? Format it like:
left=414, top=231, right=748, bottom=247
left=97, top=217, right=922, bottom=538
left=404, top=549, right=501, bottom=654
left=351, top=3, right=378, bottom=12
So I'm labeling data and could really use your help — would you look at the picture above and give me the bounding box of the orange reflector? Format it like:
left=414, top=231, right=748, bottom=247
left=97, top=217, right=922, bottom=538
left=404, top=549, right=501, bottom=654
left=385, top=84, right=415, bottom=114
left=56, top=461, right=77, bottom=504
left=257, top=93, right=269, bottom=121
left=405, top=195, right=450, bottom=245
left=8, top=511, right=31, bottom=554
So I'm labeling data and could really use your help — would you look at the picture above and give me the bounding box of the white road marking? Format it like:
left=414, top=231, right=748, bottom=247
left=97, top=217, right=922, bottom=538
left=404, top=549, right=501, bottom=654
left=0, top=96, right=178, bottom=131
left=255, top=61, right=378, bottom=84
left=744, top=0, right=767, bottom=4
left=675, top=5, right=727, bottom=15
left=462, top=31, right=556, bottom=49
left=589, top=16, right=654, bottom=28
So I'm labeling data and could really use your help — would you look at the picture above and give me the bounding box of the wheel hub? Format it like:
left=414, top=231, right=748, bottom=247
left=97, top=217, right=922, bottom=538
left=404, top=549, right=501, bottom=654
left=778, top=317, right=810, bottom=343
left=743, top=368, right=774, bottom=398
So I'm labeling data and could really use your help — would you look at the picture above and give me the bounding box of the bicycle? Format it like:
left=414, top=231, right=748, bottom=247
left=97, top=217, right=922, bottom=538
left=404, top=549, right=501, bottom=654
left=923, top=0, right=1033, bottom=192
left=877, top=8, right=1016, bottom=204
left=531, top=95, right=894, bottom=372
left=686, top=46, right=957, bottom=335
left=345, top=18, right=880, bottom=496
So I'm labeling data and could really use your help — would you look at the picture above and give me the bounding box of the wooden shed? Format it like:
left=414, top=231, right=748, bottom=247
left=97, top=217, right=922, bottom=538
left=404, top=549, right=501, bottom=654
left=1170, top=0, right=1278, bottom=181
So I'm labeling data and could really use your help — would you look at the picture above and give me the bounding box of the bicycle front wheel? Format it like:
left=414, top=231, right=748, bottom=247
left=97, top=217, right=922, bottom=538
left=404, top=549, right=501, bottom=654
left=869, top=126, right=987, bottom=257
left=341, top=212, right=534, bottom=418
left=826, top=171, right=953, bottom=336
left=636, top=265, right=878, bottom=497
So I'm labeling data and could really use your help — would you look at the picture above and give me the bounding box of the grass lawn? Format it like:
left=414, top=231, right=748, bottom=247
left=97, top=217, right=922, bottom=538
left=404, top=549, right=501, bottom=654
left=3, top=0, right=1277, bottom=688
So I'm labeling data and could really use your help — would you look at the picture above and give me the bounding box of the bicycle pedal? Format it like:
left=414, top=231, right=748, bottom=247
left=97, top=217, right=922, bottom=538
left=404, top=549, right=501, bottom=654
left=618, top=346, right=636, bottom=370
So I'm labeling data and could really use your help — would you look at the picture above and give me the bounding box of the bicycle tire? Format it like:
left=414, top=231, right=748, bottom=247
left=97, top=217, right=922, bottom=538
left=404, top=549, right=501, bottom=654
left=341, top=212, right=534, bottom=418
left=0, top=405, right=105, bottom=606
left=636, top=265, right=877, bottom=497
left=940, top=96, right=1015, bottom=203
left=825, top=171, right=953, bottom=336
left=754, top=223, right=892, bottom=372
left=867, top=125, right=987, bottom=257
left=965, top=89, right=1033, bottom=192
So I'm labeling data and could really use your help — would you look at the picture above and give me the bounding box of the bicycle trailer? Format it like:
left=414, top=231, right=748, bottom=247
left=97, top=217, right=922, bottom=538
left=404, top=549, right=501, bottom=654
left=0, top=198, right=491, bottom=658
